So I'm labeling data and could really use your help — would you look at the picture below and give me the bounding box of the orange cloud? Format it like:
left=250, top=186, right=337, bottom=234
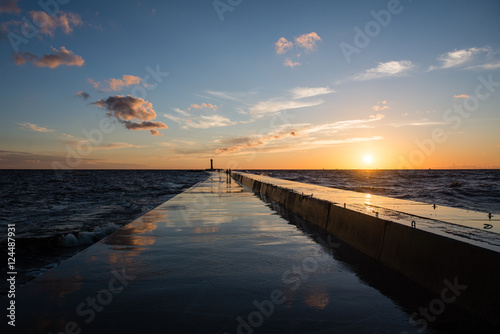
left=93, top=95, right=156, bottom=121
left=14, top=47, right=84, bottom=69
left=454, top=94, right=470, bottom=99
left=0, top=0, right=21, bottom=14
left=150, top=129, right=163, bottom=136
left=89, top=75, right=143, bottom=92
left=190, top=103, right=218, bottom=111
left=76, top=91, right=90, bottom=100
left=92, top=95, right=167, bottom=135
left=29, top=11, right=82, bottom=37
left=216, top=131, right=295, bottom=154
left=294, top=32, right=321, bottom=52
left=275, top=37, right=293, bottom=55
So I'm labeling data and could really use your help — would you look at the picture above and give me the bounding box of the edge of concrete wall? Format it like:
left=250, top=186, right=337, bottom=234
left=232, top=172, right=500, bottom=325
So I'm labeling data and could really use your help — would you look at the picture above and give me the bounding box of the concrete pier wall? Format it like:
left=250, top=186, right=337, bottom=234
left=231, top=171, right=500, bottom=325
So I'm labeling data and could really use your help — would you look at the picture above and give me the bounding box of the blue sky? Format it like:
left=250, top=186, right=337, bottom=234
left=1, top=0, right=499, bottom=169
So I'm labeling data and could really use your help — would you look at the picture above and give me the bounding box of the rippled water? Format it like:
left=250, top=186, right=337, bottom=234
left=245, top=169, right=500, bottom=214
left=0, top=169, right=208, bottom=293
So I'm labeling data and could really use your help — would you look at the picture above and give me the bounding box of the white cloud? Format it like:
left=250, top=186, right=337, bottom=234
left=373, top=101, right=390, bottom=111
left=353, top=60, right=413, bottom=81
left=370, top=113, right=385, bottom=119
left=284, top=58, right=301, bottom=68
left=205, top=90, right=254, bottom=102
left=428, top=47, right=489, bottom=71
left=164, top=108, right=236, bottom=129
left=387, top=120, right=448, bottom=127
left=249, top=99, right=324, bottom=117
left=186, top=115, right=235, bottom=129
left=465, top=61, right=500, bottom=70
left=18, top=123, right=54, bottom=132
left=290, top=86, right=334, bottom=99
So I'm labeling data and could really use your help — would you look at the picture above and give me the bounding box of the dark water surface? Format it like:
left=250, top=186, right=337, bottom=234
left=245, top=169, right=500, bottom=214
left=0, top=169, right=208, bottom=293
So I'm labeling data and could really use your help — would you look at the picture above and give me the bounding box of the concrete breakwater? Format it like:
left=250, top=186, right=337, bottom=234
left=231, top=171, right=500, bottom=325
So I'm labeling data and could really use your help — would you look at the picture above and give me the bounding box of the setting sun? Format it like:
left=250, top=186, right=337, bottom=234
left=363, top=155, right=374, bottom=164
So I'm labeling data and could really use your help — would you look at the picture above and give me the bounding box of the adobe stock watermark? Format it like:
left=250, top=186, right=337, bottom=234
left=51, top=64, right=169, bottom=174
left=225, top=234, right=340, bottom=334
left=400, top=277, right=467, bottom=334
left=339, top=0, right=411, bottom=64
left=213, top=0, right=243, bottom=22
left=399, top=74, right=499, bottom=169
left=6, top=0, right=74, bottom=52
left=48, top=267, right=135, bottom=334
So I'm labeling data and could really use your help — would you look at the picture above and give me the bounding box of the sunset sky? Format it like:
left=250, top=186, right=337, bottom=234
left=1, top=0, right=499, bottom=169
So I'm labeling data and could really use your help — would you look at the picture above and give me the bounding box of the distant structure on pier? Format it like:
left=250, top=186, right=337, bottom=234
left=206, top=159, right=221, bottom=171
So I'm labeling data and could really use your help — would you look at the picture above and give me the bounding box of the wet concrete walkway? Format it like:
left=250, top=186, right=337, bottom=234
left=234, top=172, right=500, bottom=252
left=2, top=172, right=493, bottom=333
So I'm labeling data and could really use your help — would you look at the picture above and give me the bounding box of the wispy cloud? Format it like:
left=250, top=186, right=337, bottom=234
left=186, top=115, right=235, bottom=129
left=88, top=75, right=143, bottom=92
left=215, top=117, right=382, bottom=155
left=2, top=11, right=81, bottom=38
left=205, top=90, right=256, bottom=102
left=61, top=138, right=144, bottom=150
left=372, top=100, right=389, bottom=111
left=283, top=58, right=301, bottom=68
left=30, top=11, right=82, bottom=37
left=164, top=108, right=236, bottom=129
left=454, top=94, right=470, bottom=99
left=465, top=61, right=500, bottom=70
left=0, top=0, right=21, bottom=14
left=14, top=46, right=84, bottom=68
left=290, top=86, right=334, bottom=99
left=275, top=37, right=293, bottom=55
left=249, top=99, right=324, bottom=117
left=294, top=32, right=322, bottom=52
left=92, top=95, right=167, bottom=136
left=352, top=60, right=413, bottom=81
left=216, top=129, right=298, bottom=154
left=76, top=91, right=90, bottom=100
left=387, top=120, right=448, bottom=128
left=18, top=122, right=54, bottom=132
left=0, top=150, right=148, bottom=169
left=428, top=47, right=490, bottom=71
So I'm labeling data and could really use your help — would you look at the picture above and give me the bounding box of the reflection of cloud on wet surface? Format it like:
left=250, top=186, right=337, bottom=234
left=304, top=285, right=330, bottom=310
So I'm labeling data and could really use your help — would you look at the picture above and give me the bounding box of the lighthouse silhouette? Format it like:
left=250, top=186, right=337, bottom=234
left=210, top=159, right=213, bottom=170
